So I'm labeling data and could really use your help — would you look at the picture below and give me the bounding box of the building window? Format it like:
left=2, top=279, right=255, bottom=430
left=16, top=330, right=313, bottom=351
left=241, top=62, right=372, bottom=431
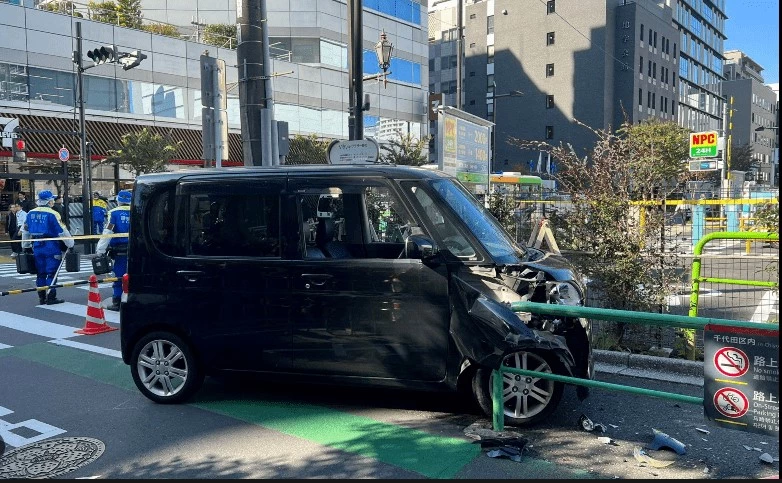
left=648, top=60, right=652, bottom=77
left=546, top=63, right=554, bottom=77
left=487, top=15, right=494, bottom=34
left=470, top=13, right=476, bottom=19
left=470, top=99, right=475, bottom=105
left=429, top=58, right=435, bottom=70
left=469, top=71, right=476, bottom=77
left=653, top=31, right=657, bottom=48
left=547, top=0, right=555, bottom=14
left=545, top=125, right=554, bottom=139
left=546, top=32, right=555, bottom=45
left=653, top=62, right=656, bottom=79
left=640, top=24, right=644, bottom=41
left=469, top=42, right=476, bottom=48
left=487, top=45, right=495, bottom=64
left=450, top=55, right=458, bottom=68
left=639, top=55, right=643, bottom=73
left=638, top=88, right=643, bottom=106
left=546, top=94, right=555, bottom=109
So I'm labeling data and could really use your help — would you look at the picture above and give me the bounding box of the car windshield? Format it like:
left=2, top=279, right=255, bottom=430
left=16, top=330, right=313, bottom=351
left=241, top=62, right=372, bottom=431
left=429, top=179, right=526, bottom=264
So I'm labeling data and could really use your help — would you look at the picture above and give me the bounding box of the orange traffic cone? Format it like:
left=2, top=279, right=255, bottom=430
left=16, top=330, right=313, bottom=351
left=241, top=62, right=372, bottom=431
left=75, top=275, right=118, bottom=335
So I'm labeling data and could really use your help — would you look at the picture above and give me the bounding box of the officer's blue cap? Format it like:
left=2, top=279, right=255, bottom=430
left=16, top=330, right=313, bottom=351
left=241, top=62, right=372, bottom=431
left=37, top=190, right=55, bottom=202
left=117, top=190, right=132, bottom=204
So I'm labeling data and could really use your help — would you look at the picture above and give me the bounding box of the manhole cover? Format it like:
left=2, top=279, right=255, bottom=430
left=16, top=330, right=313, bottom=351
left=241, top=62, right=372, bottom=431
left=0, top=437, right=105, bottom=479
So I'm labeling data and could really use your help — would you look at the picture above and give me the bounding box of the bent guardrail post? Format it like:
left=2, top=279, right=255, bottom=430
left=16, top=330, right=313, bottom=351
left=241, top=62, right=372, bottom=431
left=489, top=301, right=779, bottom=432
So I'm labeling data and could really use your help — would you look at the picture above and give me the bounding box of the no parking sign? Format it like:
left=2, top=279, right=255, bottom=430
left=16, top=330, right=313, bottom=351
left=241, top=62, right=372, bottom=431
left=58, top=147, right=70, bottom=162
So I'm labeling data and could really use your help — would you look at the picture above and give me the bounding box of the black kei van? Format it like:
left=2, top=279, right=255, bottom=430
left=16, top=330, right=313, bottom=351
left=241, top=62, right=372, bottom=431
left=120, top=164, right=592, bottom=427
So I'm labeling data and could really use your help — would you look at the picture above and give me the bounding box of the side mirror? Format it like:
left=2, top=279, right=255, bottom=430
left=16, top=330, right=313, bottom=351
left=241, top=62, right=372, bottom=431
left=404, top=234, right=438, bottom=260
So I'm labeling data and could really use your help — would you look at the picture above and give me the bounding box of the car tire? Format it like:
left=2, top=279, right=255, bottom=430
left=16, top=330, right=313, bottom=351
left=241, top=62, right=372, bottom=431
left=130, top=331, right=203, bottom=404
left=472, top=350, right=565, bottom=427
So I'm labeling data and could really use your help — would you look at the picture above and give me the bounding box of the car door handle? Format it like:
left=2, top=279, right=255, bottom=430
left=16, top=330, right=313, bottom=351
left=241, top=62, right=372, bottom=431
left=176, top=270, right=204, bottom=282
left=301, top=273, right=333, bottom=287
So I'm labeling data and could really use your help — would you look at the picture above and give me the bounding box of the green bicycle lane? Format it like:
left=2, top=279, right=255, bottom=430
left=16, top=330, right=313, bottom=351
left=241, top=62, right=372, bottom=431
left=1, top=342, right=594, bottom=479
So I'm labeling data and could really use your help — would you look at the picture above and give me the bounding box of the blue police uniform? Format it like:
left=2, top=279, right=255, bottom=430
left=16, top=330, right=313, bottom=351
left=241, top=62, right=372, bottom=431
left=22, top=190, right=74, bottom=305
left=96, top=190, right=131, bottom=310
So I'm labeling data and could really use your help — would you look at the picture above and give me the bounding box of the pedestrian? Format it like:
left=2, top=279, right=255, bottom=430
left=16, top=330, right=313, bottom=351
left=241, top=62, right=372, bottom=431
left=96, top=189, right=131, bottom=311
left=91, top=191, right=108, bottom=235
left=21, top=189, right=75, bottom=305
left=5, top=203, right=17, bottom=239
left=17, top=192, right=35, bottom=213
left=52, top=195, right=65, bottom=219
left=12, top=204, right=27, bottom=254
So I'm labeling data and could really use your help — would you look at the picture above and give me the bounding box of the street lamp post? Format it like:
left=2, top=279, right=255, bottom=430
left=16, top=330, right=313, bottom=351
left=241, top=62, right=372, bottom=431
left=72, top=20, right=147, bottom=252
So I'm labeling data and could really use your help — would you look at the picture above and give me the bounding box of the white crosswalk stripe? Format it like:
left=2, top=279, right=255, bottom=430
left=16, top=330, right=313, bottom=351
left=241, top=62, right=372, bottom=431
left=40, top=301, right=120, bottom=325
left=0, top=312, right=81, bottom=339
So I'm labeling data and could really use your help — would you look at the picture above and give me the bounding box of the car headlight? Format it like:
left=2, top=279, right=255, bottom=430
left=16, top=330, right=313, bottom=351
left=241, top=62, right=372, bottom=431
left=548, top=281, right=583, bottom=306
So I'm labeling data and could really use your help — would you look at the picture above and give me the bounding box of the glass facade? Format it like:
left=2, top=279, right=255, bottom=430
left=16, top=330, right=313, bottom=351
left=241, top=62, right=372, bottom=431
left=364, top=0, right=422, bottom=25
left=673, top=0, right=727, bottom=132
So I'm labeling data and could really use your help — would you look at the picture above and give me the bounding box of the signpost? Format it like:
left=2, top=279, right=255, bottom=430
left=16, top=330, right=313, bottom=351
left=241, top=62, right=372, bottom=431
left=327, top=138, right=380, bottom=165
left=704, top=324, right=779, bottom=436
left=688, top=159, right=720, bottom=172
left=58, top=147, right=70, bottom=162
left=690, top=131, right=719, bottom=158
left=437, top=107, right=493, bottom=195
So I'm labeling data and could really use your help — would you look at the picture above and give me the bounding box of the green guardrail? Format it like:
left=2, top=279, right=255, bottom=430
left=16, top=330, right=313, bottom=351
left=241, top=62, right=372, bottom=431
left=689, top=231, right=779, bottom=318
left=491, top=301, right=779, bottom=432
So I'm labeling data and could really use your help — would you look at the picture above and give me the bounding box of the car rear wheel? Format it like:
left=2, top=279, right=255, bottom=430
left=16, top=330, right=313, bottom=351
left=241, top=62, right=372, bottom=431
left=130, top=331, right=203, bottom=404
left=472, top=350, right=565, bottom=427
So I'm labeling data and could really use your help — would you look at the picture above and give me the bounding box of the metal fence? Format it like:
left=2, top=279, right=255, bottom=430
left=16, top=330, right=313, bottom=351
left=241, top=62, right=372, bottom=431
left=487, top=189, right=780, bottom=358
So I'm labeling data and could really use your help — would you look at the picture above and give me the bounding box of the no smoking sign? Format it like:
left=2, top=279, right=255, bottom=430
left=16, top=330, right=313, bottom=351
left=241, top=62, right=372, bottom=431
left=714, top=347, right=749, bottom=378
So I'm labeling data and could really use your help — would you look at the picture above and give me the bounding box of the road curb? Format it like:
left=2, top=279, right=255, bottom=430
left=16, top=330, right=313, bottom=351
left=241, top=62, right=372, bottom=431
left=594, top=349, right=704, bottom=386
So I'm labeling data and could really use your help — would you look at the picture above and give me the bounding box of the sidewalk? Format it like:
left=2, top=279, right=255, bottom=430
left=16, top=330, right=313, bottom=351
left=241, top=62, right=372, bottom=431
left=594, top=349, right=704, bottom=386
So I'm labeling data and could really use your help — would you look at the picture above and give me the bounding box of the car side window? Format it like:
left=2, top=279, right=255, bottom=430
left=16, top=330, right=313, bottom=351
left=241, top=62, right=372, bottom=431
left=187, top=186, right=281, bottom=258
left=364, top=185, right=415, bottom=243
left=147, top=186, right=184, bottom=257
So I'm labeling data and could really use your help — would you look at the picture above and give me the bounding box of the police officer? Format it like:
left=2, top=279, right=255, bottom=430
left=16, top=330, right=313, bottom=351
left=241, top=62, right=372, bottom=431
left=21, top=190, right=75, bottom=305
left=96, top=189, right=131, bottom=311
left=92, top=191, right=108, bottom=235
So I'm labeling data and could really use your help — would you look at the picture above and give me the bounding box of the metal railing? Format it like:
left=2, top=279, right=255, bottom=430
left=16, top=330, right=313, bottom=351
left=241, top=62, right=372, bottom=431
left=490, top=301, right=779, bottom=432
left=689, top=231, right=779, bottom=318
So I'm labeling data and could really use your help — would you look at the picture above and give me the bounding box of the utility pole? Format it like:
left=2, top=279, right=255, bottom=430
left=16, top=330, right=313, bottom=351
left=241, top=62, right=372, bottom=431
left=237, top=0, right=269, bottom=165
left=347, top=0, right=364, bottom=140
left=455, top=0, right=463, bottom=110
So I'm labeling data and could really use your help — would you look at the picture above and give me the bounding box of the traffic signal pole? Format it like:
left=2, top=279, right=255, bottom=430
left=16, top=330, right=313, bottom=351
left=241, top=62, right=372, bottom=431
left=75, top=21, right=93, bottom=250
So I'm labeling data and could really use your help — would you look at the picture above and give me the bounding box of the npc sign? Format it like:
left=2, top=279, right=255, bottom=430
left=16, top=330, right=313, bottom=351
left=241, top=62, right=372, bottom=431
left=690, top=131, right=718, bottom=158
left=704, top=324, right=779, bottom=436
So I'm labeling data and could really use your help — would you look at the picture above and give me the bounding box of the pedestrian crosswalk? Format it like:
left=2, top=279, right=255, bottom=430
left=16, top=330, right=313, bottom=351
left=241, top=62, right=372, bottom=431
left=0, top=261, right=120, bottom=357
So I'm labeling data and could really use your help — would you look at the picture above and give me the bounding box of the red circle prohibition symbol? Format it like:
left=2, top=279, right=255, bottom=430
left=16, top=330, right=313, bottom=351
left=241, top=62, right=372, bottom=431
left=713, top=387, right=749, bottom=419
left=713, top=347, right=749, bottom=378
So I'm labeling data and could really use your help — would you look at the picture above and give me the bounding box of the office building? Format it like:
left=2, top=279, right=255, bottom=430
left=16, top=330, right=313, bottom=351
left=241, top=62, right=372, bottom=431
left=721, top=50, right=777, bottom=185
left=1, top=0, right=429, bottom=203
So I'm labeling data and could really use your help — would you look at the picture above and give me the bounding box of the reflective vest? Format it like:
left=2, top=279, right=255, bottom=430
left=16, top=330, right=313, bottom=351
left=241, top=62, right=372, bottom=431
left=26, top=207, right=66, bottom=256
left=108, top=205, right=131, bottom=247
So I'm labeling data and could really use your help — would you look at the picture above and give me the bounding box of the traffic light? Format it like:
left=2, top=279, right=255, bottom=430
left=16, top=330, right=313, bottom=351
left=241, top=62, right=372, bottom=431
left=12, top=137, right=26, bottom=163
left=86, top=45, right=117, bottom=65
left=119, top=50, right=148, bottom=71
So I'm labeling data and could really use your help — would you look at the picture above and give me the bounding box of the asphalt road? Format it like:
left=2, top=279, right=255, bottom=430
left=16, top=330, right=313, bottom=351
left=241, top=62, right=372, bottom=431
left=0, top=257, right=778, bottom=479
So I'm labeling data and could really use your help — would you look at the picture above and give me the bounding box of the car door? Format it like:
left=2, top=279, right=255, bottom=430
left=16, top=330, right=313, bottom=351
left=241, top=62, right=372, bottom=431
left=288, top=176, right=451, bottom=381
left=176, top=177, right=294, bottom=372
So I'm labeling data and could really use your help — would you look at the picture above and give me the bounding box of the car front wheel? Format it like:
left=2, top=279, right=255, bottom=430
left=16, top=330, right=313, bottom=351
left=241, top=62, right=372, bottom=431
left=130, top=331, right=203, bottom=404
left=472, top=350, right=565, bottom=427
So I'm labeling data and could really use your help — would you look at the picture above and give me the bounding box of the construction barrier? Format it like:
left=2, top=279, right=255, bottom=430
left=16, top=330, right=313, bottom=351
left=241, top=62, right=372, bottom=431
left=492, top=301, right=779, bottom=432
left=0, top=276, right=119, bottom=298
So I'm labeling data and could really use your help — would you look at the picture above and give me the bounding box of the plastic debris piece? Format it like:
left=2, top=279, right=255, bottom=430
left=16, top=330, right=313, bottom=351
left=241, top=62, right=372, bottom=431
left=760, top=453, right=775, bottom=464
left=647, top=428, right=687, bottom=455
left=486, top=446, right=522, bottom=463
left=633, top=447, right=675, bottom=468
left=579, top=414, right=607, bottom=433
left=743, top=445, right=754, bottom=451
left=598, top=436, right=619, bottom=445
left=609, top=424, right=619, bottom=429
left=695, top=428, right=710, bottom=434
left=701, top=438, right=708, bottom=442
left=759, top=442, right=768, bottom=445
left=754, top=448, right=764, bottom=452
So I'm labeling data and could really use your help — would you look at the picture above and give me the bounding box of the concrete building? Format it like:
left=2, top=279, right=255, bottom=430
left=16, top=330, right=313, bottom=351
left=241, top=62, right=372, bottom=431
left=671, top=0, right=727, bottom=134
left=456, top=0, right=677, bottom=172
left=721, top=51, right=777, bottom=185
left=1, top=0, right=429, bottom=210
